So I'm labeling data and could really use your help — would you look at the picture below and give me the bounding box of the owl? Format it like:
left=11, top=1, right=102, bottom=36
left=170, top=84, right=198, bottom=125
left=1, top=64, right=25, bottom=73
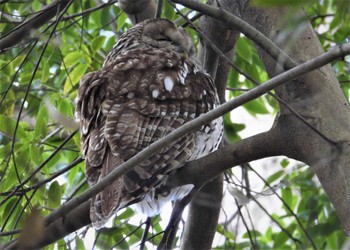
left=75, top=18, right=223, bottom=229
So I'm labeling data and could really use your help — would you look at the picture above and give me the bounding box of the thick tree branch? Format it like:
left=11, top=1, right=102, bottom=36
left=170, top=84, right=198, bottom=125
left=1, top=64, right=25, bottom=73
left=243, top=6, right=350, bottom=234
left=168, top=129, right=283, bottom=189
left=0, top=0, right=71, bottom=51
left=37, top=200, right=91, bottom=248
left=172, top=0, right=297, bottom=70
left=180, top=176, right=223, bottom=250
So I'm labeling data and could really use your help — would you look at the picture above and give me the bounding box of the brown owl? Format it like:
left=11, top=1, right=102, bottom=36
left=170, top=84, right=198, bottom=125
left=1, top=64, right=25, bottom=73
left=75, top=18, right=223, bottom=229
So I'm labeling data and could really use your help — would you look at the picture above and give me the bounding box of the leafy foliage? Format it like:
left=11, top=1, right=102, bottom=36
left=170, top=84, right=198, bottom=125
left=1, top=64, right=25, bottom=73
left=0, top=0, right=349, bottom=249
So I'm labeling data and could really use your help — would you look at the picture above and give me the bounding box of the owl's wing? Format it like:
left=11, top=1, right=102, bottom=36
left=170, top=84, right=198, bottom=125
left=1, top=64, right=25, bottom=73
left=76, top=71, right=127, bottom=228
left=76, top=48, right=219, bottom=228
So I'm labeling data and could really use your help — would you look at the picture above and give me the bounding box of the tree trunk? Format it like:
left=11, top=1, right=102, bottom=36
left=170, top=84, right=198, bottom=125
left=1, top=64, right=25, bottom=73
left=243, top=5, right=350, bottom=234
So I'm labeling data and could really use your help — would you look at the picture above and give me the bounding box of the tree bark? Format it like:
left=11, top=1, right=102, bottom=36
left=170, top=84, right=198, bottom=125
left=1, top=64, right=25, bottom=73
left=243, top=5, right=350, bottom=234
left=181, top=176, right=223, bottom=250
left=181, top=1, right=241, bottom=248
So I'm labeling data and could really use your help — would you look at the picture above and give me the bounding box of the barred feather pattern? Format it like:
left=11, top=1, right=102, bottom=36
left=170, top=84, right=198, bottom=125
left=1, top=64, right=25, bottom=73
left=75, top=19, right=223, bottom=229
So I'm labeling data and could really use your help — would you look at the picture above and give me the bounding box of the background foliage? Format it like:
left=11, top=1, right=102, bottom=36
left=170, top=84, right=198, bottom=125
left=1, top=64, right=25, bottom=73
left=0, top=0, right=349, bottom=249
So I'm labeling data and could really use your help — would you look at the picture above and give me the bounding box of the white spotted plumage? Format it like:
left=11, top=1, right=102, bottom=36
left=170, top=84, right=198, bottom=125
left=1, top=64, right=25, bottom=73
left=164, top=76, right=174, bottom=92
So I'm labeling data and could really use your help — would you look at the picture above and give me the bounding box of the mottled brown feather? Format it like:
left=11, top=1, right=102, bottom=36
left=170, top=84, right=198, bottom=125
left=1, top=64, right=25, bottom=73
left=75, top=19, right=223, bottom=228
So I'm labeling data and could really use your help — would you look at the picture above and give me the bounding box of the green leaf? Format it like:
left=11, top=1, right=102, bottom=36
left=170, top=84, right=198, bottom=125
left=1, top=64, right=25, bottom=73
left=75, top=236, right=85, bottom=249
left=105, top=36, right=116, bottom=51
left=243, top=98, right=270, bottom=115
left=41, top=62, right=50, bottom=83
left=92, top=36, right=107, bottom=51
left=57, top=97, right=74, bottom=117
left=273, top=230, right=290, bottom=249
left=118, top=208, right=135, bottom=220
left=34, top=103, right=49, bottom=138
left=117, top=12, right=128, bottom=30
left=0, top=88, right=15, bottom=116
left=281, top=186, right=293, bottom=210
left=48, top=181, right=62, bottom=208
left=223, top=113, right=244, bottom=142
left=32, top=0, right=42, bottom=11
left=68, top=162, right=81, bottom=185
left=29, top=143, right=43, bottom=166
left=62, top=51, right=83, bottom=69
left=333, top=25, right=350, bottom=42
left=0, top=144, right=11, bottom=159
left=3, top=197, right=23, bottom=229
left=280, top=158, right=290, bottom=168
left=265, top=170, right=285, bottom=186
left=0, top=115, right=27, bottom=139
left=235, top=37, right=252, bottom=64
left=11, top=55, right=26, bottom=70
left=100, top=7, right=110, bottom=27
left=242, top=230, right=261, bottom=239
left=64, top=64, right=88, bottom=94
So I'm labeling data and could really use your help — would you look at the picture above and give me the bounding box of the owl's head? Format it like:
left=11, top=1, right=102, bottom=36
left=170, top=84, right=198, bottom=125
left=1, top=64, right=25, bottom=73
left=111, top=18, right=195, bottom=58
left=141, top=19, right=195, bottom=56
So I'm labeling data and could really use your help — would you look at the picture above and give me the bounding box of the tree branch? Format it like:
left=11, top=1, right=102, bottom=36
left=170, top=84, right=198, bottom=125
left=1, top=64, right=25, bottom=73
left=0, top=0, right=71, bottom=51
left=172, top=0, right=297, bottom=70
left=168, top=129, right=283, bottom=189
left=243, top=6, right=350, bottom=234
left=180, top=176, right=223, bottom=250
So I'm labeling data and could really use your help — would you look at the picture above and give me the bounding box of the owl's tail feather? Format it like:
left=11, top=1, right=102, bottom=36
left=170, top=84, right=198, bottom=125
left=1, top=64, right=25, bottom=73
left=89, top=149, right=126, bottom=229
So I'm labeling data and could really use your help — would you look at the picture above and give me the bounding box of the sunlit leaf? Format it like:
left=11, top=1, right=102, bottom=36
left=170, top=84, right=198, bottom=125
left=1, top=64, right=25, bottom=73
left=236, top=37, right=252, bottom=64
left=75, top=236, right=85, bottom=249
left=265, top=170, right=285, bottom=186
left=280, top=158, right=290, bottom=168
left=62, top=51, right=84, bottom=69
left=41, top=62, right=50, bottom=83
left=281, top=186, right=293, bottom=210
left=243, top=98, right=270, bottom=115
left=64, top=64, right=88, bottom=94
left=91, top=36, right=107, bottom=51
